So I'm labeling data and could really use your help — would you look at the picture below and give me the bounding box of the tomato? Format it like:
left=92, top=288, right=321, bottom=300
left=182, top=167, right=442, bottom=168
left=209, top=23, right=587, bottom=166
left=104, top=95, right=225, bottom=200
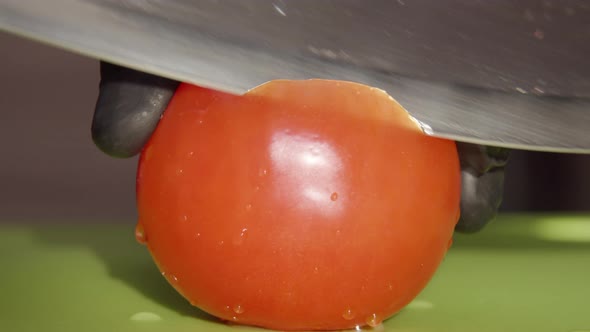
left=135, top=79, right=461, bottom=331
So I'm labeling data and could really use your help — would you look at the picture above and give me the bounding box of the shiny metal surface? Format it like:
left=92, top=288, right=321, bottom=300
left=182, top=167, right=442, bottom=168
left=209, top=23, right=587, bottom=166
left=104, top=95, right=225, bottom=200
left=1, top=0, right=589, bottom=153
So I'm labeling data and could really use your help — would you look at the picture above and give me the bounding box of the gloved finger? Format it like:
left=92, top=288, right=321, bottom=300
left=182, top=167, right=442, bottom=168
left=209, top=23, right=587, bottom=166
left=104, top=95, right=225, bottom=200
left=455, top=142, right=510, bottom=233
left=91, top=62, right=179, bottom=158
left=458, top=143, right=510, bottom=175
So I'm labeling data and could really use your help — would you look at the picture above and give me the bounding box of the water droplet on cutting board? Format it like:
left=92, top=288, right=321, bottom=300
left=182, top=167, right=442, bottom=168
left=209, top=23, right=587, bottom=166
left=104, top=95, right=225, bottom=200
left=407, top=299, right=434, bottom=309
left=130, top=311, right=162, bottom=322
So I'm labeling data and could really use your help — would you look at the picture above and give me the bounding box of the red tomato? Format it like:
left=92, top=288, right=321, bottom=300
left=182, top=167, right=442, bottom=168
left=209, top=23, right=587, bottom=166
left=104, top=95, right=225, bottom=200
left=135, top=80, right=461, bottom=331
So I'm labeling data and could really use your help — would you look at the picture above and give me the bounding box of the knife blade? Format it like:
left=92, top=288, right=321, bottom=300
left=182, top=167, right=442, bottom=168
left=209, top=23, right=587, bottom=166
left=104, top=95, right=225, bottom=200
left=1, top=0, right=589, bottom=153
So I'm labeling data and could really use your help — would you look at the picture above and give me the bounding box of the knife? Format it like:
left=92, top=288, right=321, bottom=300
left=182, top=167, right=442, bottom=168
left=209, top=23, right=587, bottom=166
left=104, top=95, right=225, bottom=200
left=1, top=0, right=589, bottom=153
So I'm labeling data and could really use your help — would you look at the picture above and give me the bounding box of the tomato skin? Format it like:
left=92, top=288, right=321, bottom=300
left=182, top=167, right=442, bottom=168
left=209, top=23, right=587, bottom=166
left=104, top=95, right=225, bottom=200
left=136, top=80, right=461, bottom=331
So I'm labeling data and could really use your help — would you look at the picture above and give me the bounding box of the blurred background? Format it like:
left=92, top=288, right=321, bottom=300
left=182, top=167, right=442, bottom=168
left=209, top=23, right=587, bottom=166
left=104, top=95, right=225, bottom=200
left=1, top=30, right=589, bottom=224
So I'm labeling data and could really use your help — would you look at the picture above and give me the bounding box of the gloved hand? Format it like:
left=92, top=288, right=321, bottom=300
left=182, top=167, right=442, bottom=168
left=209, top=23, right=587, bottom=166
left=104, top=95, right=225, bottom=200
left=455, top=143, right=509, bottom=233
left=92, top=61, right=509, bottom=233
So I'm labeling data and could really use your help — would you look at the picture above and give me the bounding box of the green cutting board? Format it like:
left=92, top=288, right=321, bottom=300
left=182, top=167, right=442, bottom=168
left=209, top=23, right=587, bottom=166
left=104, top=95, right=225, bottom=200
left=1, top=214, right=590, bottom=332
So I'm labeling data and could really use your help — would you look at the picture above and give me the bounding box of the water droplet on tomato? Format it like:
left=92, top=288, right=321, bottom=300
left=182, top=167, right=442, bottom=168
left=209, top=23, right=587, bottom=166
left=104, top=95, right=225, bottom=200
left=224, top=305, right=231, bottom=311
left=135, top=223, right=147, bottom=245
left=233, top=228, right=248, bottom=246
left=330, top=192, right=339, bottom=201
left=245, top=204, right=252, bottom=211
left=342, top=308, right=355, bottom=320
left=258, top=168, right=268, bottom=176
left=366, top=313, right=380, bottom=327
left=176, top=169, right=184, bottom=175
left=233, top=304, right=244, bottom=314
left=387, top=283, right=394, bottom=291
left=182, top=215, right=188, bottom=222
left=196, top=232, right=201, bottom=238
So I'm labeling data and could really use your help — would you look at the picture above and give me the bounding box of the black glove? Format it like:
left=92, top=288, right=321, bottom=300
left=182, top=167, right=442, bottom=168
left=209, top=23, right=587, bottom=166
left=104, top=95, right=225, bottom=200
left=92, top=62, right=179, bottom=158
left=455, top=143, right=509, bottom=233
left=92, top=62, right=509, bottom=233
